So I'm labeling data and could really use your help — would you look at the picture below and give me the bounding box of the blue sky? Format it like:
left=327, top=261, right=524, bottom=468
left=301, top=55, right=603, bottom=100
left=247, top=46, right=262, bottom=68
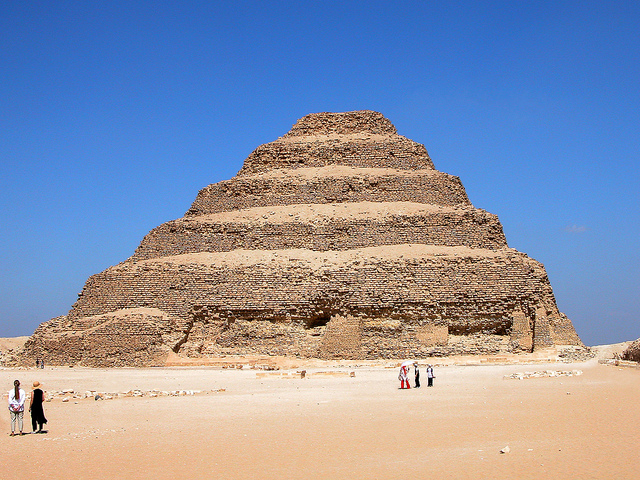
left=1, top=1, right=638, bottom=346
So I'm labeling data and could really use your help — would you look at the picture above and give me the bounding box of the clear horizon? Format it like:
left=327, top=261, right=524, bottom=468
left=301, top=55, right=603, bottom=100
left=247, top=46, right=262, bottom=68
left=1, top=1, right=638, bottom=346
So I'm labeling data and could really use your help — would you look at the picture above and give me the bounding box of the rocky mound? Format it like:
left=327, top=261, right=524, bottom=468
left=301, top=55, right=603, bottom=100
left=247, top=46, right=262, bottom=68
left=621, top=339, right=640, bottom=362
left=22, top=110, right=583, bottom=366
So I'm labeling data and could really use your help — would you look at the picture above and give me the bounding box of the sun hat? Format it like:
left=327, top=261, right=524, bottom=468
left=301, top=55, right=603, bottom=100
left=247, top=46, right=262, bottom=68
left=32, top=381, right=41, bottom=389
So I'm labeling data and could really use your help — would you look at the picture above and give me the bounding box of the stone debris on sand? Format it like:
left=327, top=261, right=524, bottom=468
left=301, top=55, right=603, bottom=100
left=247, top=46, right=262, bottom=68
left=504, top=370, right=583, bottom=380
left=30, top=388, right=227, bottom=402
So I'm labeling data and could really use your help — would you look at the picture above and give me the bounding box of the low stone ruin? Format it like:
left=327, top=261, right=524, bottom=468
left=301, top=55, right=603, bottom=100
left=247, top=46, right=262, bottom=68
left=503, top=370, right=583, bottom=380
left=621, top=339, right=640, bottom=362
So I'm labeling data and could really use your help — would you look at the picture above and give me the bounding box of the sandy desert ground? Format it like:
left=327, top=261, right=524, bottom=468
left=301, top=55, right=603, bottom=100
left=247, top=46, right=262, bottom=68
left=0, top=347, right=638, bottom=480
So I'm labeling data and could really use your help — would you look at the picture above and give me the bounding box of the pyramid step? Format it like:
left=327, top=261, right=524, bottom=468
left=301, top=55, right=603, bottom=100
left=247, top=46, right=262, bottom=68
left=132, top=202, right=506, bottom=261
left=187, top=166, right=469, bottom=216
left=238, top=134, right=434, bottom=176
left=67, top=245, right=545, bottom=325
left=283, top=111, right=398, bottom=137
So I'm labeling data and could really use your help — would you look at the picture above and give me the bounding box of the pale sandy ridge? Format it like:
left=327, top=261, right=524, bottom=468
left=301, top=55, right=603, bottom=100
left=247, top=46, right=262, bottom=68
left=237, top=165, right=441, bottom=179
left=137, top=243, right=529, bottom=270
left=0, top=337, right=28, bottom=352
left=185, top=201, right=483, bottom=225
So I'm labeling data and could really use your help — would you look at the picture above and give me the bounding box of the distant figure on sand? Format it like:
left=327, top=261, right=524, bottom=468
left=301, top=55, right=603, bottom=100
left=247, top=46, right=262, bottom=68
left=399, top=364, right=411, bottom=389
left=427, top=365, right=435, bottom=387
left=29, top=381, right=47, bottom=434
left=414, top=362, right=420, bottom=388
left=8, top=380, right=26, bottom=436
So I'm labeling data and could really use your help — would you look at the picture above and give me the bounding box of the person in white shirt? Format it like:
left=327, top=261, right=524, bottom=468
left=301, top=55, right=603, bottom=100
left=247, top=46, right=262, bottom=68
left=8, top=379, right=26, bottom=436
left=426, top=365, right=435, bottom=387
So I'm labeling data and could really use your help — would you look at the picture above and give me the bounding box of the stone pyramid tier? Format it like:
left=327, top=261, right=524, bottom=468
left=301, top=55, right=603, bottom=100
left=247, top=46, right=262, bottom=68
left=133, top=202, right=507, bottom=261
left=237, top=111, right=435, bottom=175
left=186, top=166, right=470, bottom=216
left=23, top=111, right=583, bottom=366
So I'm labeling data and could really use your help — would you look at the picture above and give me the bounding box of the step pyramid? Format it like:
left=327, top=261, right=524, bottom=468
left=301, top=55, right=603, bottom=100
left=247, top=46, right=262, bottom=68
left=24, top=111, right=582, bottom=366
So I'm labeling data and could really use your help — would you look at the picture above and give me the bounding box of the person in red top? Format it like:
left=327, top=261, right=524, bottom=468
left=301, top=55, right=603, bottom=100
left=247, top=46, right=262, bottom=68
left=398, top=365, right=411, bottom=389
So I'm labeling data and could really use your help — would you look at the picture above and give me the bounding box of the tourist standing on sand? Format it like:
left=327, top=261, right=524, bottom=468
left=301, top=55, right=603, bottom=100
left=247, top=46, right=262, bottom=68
left=8, top=380, right=26, bottom=436
left=29, top=381, right=47, bottom=433
left=414, top=362, right=421, bottom=388
left=398, top=364, right=411, bottom=389
left=426, top=365, right=435, bottom=387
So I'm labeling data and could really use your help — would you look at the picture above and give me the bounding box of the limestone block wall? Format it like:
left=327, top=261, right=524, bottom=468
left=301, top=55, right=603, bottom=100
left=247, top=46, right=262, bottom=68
left=68, top=249, right=545, bottom=323
left=283, top=111, right=398, bottom=136
left=52, top=246, right=580, bottom=358
left=238, top=136, right=434, bottom=175
left=197, top=319, right=323, bottom=358
left=131, top=206, right=507, bottom=261
left=186, top=168, right=470, bottom=216
left=23, top=309, right=185, bottom=367
left=318, top=315, right=364, bottom=359
left=548, top=313, right=584, bottom=345
left=508, top=309, right=534, bottom=352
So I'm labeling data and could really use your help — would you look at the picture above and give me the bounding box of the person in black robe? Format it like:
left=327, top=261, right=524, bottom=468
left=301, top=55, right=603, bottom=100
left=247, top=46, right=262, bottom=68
left=29, top=381, right=47, bottom=433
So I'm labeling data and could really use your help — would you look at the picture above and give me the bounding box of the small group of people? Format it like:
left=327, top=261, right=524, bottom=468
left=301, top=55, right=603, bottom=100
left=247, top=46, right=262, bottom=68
left=399, top=362, right=435, bottom=389
left=8, top=379, right=48, bottom=436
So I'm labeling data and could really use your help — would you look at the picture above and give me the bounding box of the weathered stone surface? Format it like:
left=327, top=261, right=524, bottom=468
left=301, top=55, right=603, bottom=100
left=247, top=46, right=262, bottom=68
left=237, top=111, right=433, bottom=175
left=134, top=203, right=506, bottom=261
left=283, top=111, right=398, bottom=136
left=22, top=110, right=583, bottom=366
left=23, top=308, right=184, bottom=367
left=621, top=339, right=640, bottom=362
left=187, top=167, right=469, bottom=216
